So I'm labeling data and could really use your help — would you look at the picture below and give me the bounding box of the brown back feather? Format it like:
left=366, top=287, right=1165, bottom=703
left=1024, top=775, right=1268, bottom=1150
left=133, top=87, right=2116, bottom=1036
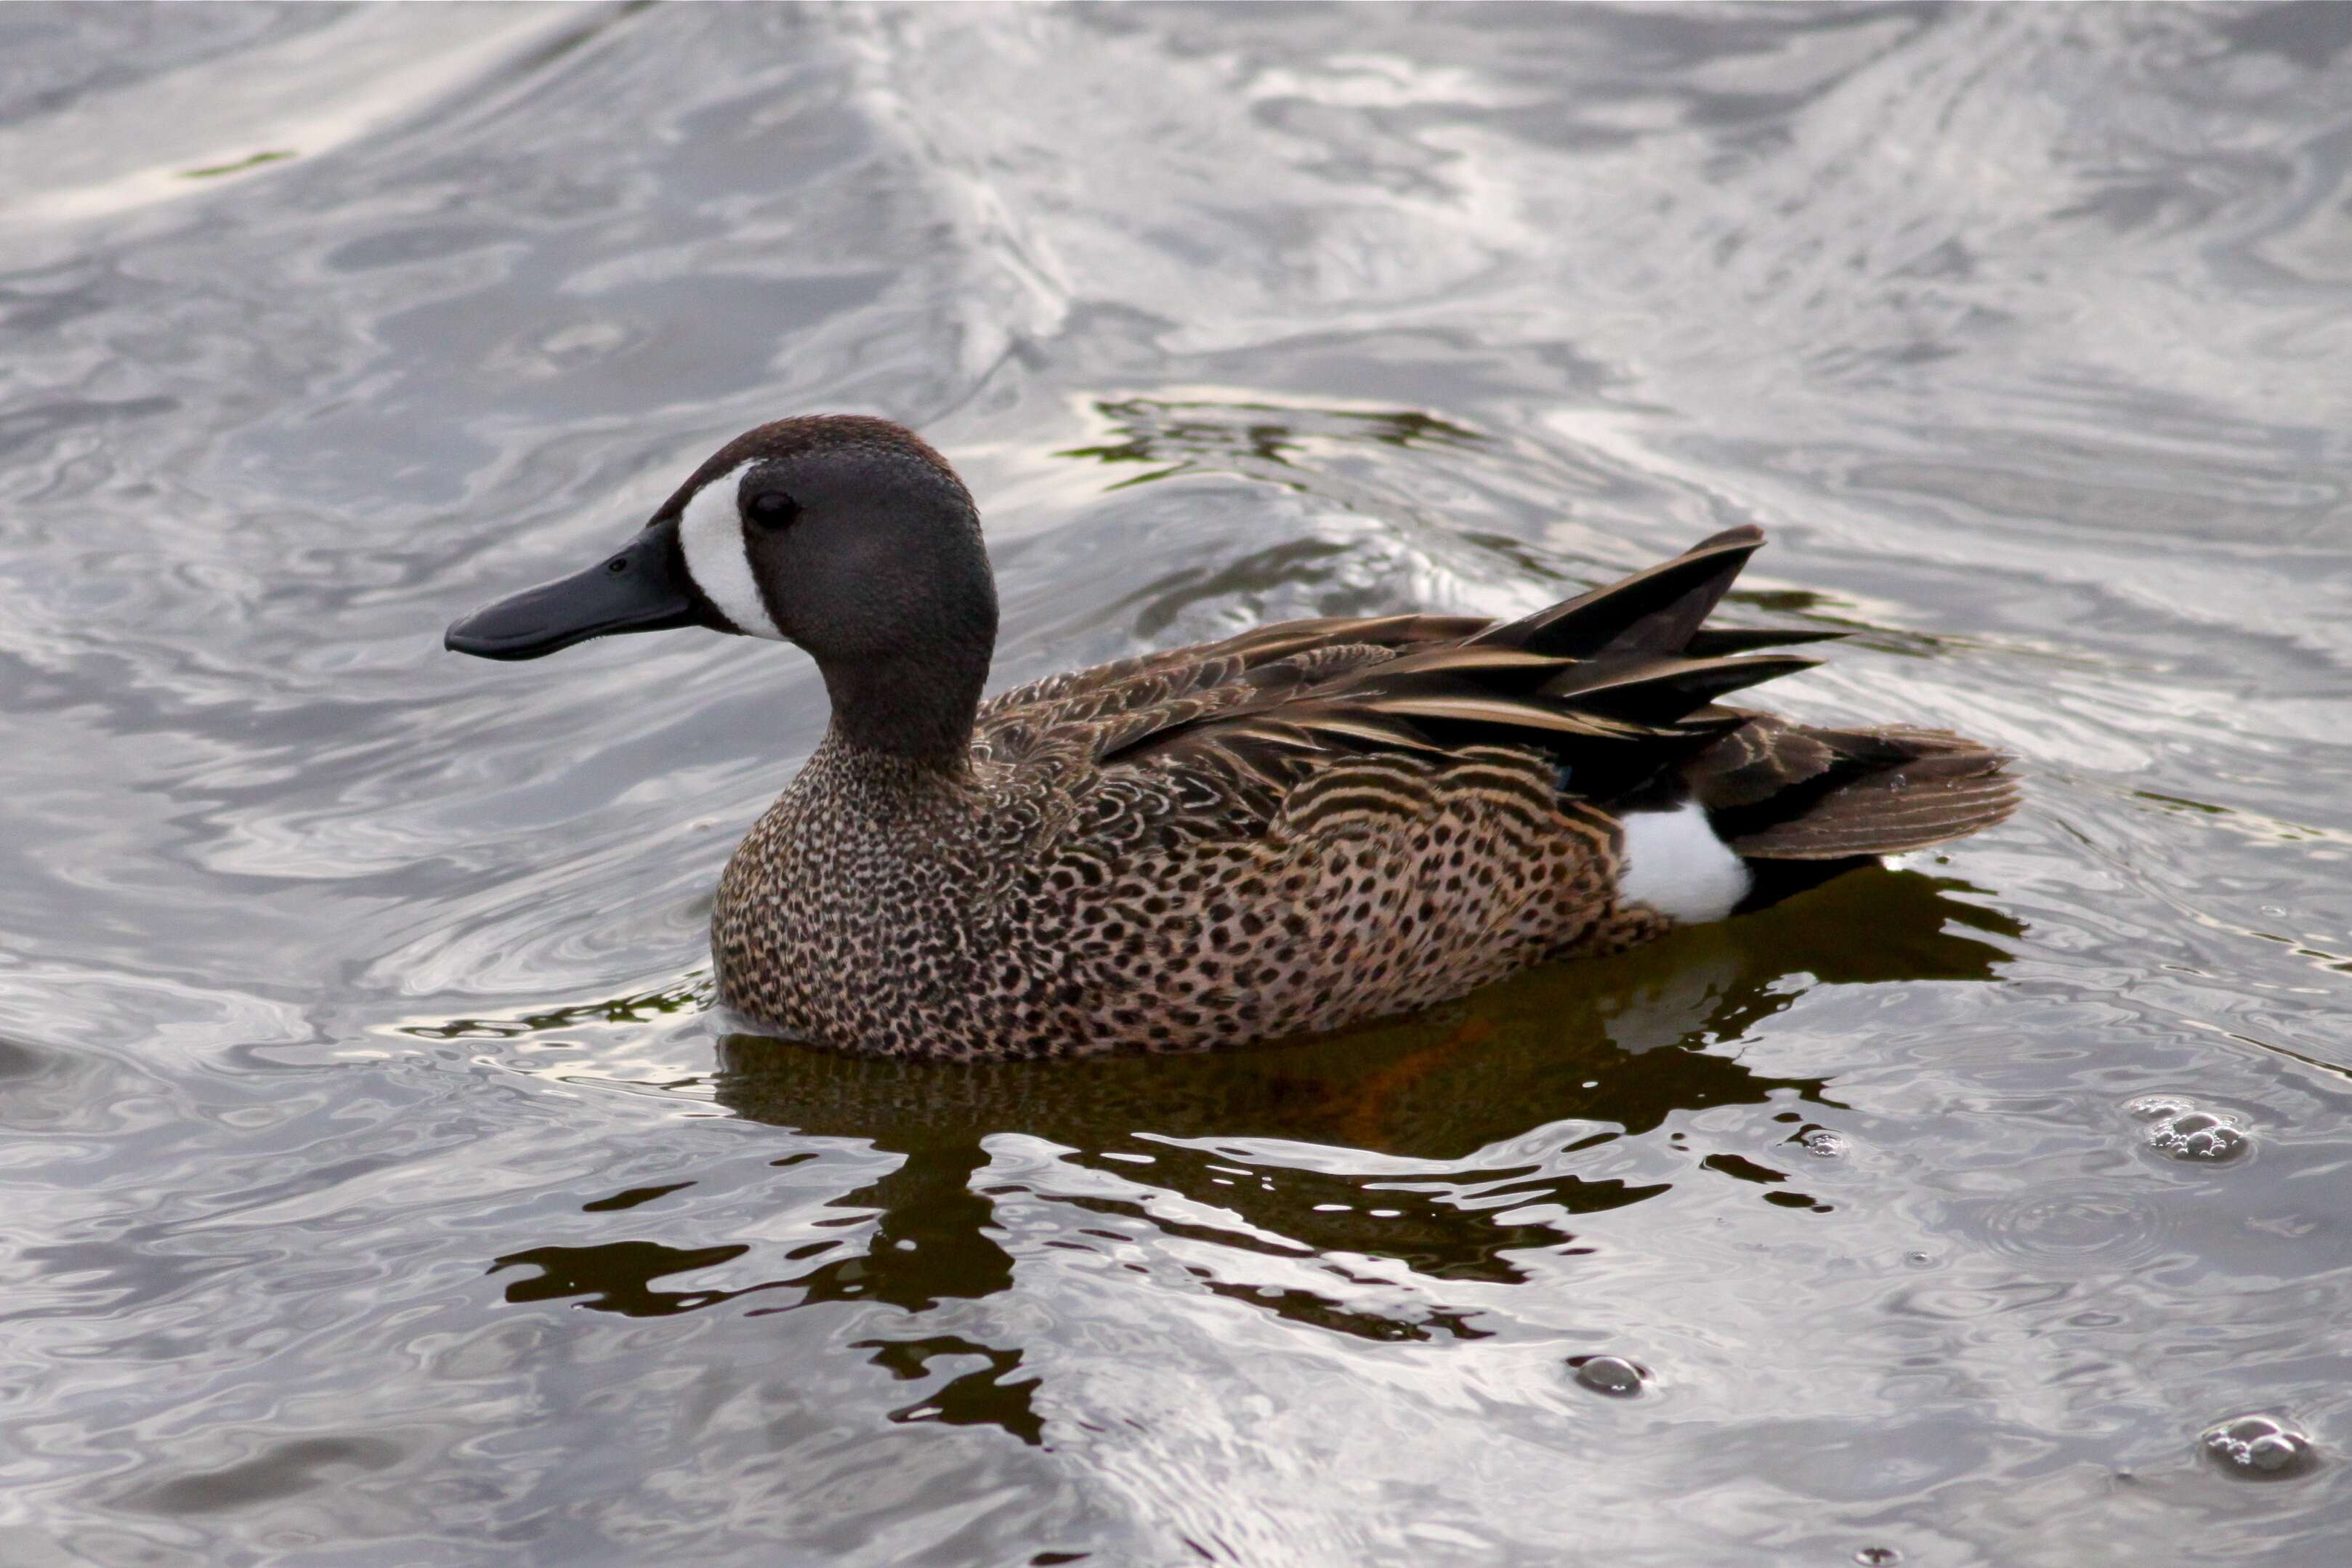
left=1087, top=529, right=1814, bottom=799
left=976, top=528, right=2010, bottom=861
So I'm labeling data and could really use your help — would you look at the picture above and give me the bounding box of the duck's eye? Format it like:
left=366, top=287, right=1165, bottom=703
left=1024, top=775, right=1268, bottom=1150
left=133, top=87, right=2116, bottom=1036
left=745, top=490, right=799, bottom=530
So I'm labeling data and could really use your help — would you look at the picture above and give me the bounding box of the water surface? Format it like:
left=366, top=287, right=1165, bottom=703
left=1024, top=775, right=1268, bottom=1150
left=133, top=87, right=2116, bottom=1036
left=7, top=4, right=2352, bottom=1564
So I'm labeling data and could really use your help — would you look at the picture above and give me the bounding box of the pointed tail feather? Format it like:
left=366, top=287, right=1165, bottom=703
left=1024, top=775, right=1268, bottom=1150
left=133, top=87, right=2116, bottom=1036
left=1683, top=626, right=1846, bottom=658
left=1476, top=525, right=1766, bottom=659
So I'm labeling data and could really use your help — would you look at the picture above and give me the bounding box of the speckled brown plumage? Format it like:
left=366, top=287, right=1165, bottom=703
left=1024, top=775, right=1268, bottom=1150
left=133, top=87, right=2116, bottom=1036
left=712, top=691, right=1669, bottom=1062
left=450, top=416, right=2017, bottom=1061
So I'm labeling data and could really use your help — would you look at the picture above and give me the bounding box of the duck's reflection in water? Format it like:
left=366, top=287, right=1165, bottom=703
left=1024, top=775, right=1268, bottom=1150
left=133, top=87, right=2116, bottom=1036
left=495, top=870, right=2017, bottom=1442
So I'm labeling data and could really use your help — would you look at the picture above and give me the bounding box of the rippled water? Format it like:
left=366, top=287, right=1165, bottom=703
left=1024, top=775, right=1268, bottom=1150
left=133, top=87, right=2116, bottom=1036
left=9, top=4, right=2352, bottom=1563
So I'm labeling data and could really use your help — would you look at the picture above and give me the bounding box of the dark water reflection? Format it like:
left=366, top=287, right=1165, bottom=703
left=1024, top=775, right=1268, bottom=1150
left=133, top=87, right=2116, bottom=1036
left=716, top=871, right=2008, bottom=1326
left=467, top=868, right=2008, bottom=1450
left=11, top=3, right=2352, bottom=1564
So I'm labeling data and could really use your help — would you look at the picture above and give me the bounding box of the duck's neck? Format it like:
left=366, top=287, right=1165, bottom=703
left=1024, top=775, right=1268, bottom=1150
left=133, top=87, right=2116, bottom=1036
left=813, top=642, right=990, bottom=778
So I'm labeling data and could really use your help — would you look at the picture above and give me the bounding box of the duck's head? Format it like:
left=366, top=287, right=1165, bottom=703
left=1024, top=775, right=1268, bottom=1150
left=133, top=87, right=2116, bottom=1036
left=446, top=416, right=999, bottom=759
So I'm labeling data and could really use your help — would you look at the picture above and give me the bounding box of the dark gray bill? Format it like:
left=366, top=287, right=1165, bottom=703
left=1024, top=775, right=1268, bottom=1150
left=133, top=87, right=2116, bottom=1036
left=445, top=517, right=712, bottom=660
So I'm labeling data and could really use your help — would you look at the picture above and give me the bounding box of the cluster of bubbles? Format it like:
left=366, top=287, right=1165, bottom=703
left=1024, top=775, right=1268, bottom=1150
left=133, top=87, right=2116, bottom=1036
left=2126, top=1095, right=2250, bottom=1163
left=2201, top=1413, right=2316, bottom=1479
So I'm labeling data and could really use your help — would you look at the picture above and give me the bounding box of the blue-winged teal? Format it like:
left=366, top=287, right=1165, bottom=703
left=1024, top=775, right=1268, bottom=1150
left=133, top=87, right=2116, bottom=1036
left=447, top=416, right=2014, bottom=1059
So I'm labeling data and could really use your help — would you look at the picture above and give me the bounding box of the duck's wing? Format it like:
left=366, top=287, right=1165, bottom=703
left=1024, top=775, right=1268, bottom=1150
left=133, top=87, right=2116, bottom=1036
left=1094, top=528, right=1827, bottom=805
left=971, top=612, right=1484, bottom=767
left=1059, top=525, right=2010, bottom=857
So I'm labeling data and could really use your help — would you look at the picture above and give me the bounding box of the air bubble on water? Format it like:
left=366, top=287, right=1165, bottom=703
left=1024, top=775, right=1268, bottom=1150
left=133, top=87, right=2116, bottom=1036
left=2154, top=1111, right=2249, bottom=1162
left=2202, top=1414, right=2316, bottom=1479
left=1568, top=1354, right=1648, bottom=1397
left=1854, top=1549, right=1902, bottom=1567
left=1800, top=1128, right=1848, bottom=1159
left=2127, top=1096, right=2250, bottom=1163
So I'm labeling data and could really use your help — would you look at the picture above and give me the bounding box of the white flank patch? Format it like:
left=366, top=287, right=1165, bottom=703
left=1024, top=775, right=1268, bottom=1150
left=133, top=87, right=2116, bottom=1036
left=676, top=462, right=785, bottom=639
left=1617, top=801, right=1751, bottom=924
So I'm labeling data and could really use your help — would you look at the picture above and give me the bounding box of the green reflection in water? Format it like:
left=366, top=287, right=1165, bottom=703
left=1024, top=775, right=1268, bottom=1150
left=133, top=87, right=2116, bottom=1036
left=177, top=150, right=296, bottom=179
left=1056, top=395, right=1484, bottom=493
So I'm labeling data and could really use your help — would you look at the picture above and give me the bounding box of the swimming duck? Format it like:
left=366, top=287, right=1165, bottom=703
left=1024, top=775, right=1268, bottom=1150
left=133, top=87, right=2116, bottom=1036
left=446, top=416, right=2014, bottom=1060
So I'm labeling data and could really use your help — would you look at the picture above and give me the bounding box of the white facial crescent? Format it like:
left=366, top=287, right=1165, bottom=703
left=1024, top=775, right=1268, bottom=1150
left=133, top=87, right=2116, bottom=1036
left=675, top=461, right=786, bottom=640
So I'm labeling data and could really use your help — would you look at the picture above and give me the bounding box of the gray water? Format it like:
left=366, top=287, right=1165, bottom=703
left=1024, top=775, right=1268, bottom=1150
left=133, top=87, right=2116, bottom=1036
left=7, top=4, right=2352, bottom=1564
